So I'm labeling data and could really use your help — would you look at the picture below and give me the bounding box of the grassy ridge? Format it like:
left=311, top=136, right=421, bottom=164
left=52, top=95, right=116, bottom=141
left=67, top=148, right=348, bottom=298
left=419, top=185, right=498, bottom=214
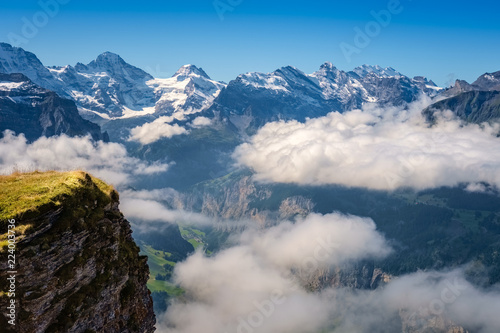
left=0, top=171, right=116, bottom=251
left=0, top=170, right=114, bottom=221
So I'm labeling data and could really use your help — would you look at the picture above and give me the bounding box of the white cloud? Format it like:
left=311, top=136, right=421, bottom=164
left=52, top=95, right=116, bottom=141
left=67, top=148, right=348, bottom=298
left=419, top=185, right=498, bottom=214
left=119, top=189, right=251, bottom=230
left=246, top=213, right=391, bottom=271
left=120, top=197, right=214, bottom=226
left=465, top=183, right=491, bottom=193
left=157, top=222, right=500, bottom=333
left=233, top=98, right=500, bottom=191
left=0, top=131, right=169, bottom=186
left=379, top=269, right=500, bottom=333
left=157, top=212, right=391, bottom=333
left=190, top=116, right=212, bottom=128
left=128, top=113, right=189, bottom=144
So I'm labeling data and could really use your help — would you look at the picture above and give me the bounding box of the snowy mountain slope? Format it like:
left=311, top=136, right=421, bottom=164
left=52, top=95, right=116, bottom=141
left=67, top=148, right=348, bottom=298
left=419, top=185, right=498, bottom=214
left=0, top=43, right=65, bottom=94
left=470, top=70, right=500, bottom=91
left=48, top=52, right=156, bottom=119
left=0, top=43, right=226, bottom=123
left=98, top=64, right=226, bottom=143
left=350, top=64, right=402, bottom=78
left=208, top=61, right=442, bottom=132
left=147, top=64, right=226, bottom=116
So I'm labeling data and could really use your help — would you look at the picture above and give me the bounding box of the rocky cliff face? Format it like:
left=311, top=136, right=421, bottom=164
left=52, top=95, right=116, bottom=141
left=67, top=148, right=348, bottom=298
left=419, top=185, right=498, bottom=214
left=0, top=72, right=108, bottom=142
left=0, top=171, right=155, bottom=333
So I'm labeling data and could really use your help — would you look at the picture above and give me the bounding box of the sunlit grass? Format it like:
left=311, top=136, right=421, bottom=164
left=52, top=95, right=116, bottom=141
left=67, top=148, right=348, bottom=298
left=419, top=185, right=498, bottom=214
left=0, top=170, right=114, bottom=221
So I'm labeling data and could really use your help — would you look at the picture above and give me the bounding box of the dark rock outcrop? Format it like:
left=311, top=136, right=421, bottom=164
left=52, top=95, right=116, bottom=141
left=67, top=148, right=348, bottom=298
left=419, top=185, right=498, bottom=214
left=424, top=90, right=500, bottom=124
left=0, top=171, right=155, bottom=333
left=0, top=73, right=108, bottom=142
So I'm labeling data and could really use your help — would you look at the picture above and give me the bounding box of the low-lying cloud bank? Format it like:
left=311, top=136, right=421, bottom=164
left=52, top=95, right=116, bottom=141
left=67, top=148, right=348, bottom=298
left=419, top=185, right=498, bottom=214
left=120, top=189, right=215, bottom=228
left=119, top=188, right=252, bottom=231
left=234, top=98, right=500, bottom=191
left=157, top=212, right=392, bottom=333
left=0, top=130, right=168, bottom=186
left=157, top=213, right=500, bottom=333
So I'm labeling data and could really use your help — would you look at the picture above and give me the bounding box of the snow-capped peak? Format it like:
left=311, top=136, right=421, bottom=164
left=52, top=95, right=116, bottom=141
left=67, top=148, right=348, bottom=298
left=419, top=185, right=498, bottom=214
left=173, top=64, right=211, bottom=80
left=352, top=64, right=402, bottom=78
left=93, top=51, right=125, bottom=65
left=274, top=65, right=304, bottom=76
left=86, top=52, right=153, bottom=81
left=314, top=62, right=341, bottom=79
left=319, top=61, right=337, bottom=71
left=0, top=42, right=63, bottom=93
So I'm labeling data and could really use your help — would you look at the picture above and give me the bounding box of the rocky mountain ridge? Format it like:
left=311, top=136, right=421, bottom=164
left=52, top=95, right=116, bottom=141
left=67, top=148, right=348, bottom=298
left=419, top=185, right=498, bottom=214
left=0, top=72, right=108, bottom=142
left=208, top=61, right=441, bottom=133
left=424, top=70, right=500, bottom=124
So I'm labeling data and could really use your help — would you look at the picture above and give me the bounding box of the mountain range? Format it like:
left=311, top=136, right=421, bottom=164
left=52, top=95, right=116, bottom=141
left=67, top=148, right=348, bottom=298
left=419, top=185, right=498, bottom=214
left=0, top=42, right=443, bottom=139
left=2, top=42, right=499, bottom=146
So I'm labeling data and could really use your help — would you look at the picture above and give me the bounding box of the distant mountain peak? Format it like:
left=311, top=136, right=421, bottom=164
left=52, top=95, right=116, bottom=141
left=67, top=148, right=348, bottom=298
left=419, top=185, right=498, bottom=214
left=89, top=51, right=126, bottom=67
left=319, top=61, right=337, bottom=71
left=315, top=62, right=341, bottom=79
left=273, top=65, right=307, bottom=79
left=353, top=64, right=402, bottom=78
left=0, top=42, right=62, bottom=92
left=276, top=65, right=301, bottom=73
left=173, top=64, right=210, bottom=80
left=472, top=71, right=500, bottom=91
left=86, top=52, right=153, bottom=81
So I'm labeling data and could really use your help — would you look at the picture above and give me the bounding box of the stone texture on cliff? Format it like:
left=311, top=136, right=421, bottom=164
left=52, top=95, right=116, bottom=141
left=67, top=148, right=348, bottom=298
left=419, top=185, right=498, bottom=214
left=0, top=72, right=108, bottom=142
left=0, top=171, right=155, bottom=333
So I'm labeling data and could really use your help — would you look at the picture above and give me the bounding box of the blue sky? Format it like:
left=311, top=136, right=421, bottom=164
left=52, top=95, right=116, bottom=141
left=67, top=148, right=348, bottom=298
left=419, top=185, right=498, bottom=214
left=1, top=0, right=499, bottom=86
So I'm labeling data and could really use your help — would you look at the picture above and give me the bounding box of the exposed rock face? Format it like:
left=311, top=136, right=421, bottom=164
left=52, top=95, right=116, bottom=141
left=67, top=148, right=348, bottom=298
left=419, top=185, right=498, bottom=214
left=400, top=309, right=469, bottom=333
left=327, top=263, right=392, bottom=290
left=424, top=90, right=500, bottom=124
left=471, top=71, right=500, bottom=91
left=424, top=70, right=500, bottom=124
left=0, top=172, right=155, bottom=333
left=442, top=71, right=500, bottom=97
left=0, top=72, right=108, bottom=142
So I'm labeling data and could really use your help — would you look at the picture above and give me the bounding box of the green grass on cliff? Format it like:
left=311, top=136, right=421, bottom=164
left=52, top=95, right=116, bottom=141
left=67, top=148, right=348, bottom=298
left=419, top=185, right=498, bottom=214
left=0, top=170, right=115, bottom=222
left=0, top=171, right=116, bottom=250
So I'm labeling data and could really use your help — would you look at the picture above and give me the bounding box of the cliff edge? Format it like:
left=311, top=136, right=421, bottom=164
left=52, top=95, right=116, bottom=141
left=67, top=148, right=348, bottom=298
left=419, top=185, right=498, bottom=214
left=0, top=171, right=155, bottom=333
